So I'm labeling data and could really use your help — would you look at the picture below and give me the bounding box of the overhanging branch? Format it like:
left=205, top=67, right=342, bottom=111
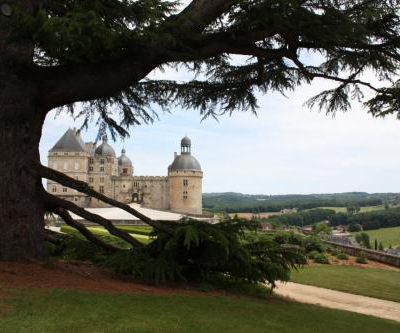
left=52, top=207, right=121, bottom=253
left=43, top=191, right=144, bottom=248
left=38, top=164, right=174, bottom=234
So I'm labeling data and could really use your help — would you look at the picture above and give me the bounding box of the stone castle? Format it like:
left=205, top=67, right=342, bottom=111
left=47, top=129, right=203, bottom=215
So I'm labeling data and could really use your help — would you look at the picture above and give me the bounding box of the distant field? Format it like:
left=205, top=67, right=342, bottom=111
left=291, top=265, right=400, bottom=302
left=228, top=212, right=281, bottom=220
left=354, top=226, right=400, bottom=248
left=314, top=206, right=384, bottom=213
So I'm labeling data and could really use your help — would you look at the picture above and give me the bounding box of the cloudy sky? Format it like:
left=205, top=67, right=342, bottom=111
left=39, top=67, right=400, bottom=196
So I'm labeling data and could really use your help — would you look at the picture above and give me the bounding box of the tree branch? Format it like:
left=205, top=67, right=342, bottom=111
left=43, top=191, right=144, bottom=248
left=52, top=207, right=121, bottom=253
left=38, top=164, right=174, bottom=234
left=172, top=0, right=239, bottom=34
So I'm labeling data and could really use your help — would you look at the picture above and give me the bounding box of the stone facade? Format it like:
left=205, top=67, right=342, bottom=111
left=47, top=129, right=203, bottom=215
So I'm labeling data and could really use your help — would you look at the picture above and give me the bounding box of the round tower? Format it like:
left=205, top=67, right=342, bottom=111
left=168, top=136, right=203, bottom=215
left=118, top=149, right=134, bottom=176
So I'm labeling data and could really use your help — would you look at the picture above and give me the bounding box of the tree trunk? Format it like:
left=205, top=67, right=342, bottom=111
left=0, top=78, right=47, bottom=260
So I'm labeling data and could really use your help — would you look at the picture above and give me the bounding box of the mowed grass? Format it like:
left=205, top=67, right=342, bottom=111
left=291, top=265, right=400, bottom=302
left=1, top=289, right=400, bottom=333
left=354, top=226, right=400, bottom=248
left=60, top=225, right=153, bottom=245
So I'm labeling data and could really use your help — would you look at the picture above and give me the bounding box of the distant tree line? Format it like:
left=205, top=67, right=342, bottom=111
left=268, top=208, right=400, bottom=231
left=203, top=192, right=393, bottom=213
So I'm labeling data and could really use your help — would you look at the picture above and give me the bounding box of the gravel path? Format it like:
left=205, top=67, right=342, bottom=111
left=275, top=282, right=400, bottom=322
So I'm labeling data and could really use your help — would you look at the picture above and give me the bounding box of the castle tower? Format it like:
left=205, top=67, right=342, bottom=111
left=118, top=149, right=133, bottom=176
left=168, top=136, right=203, bottom=215
left=47, top=128, right=90, bottom=206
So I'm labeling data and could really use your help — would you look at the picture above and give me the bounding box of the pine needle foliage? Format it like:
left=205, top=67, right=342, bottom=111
left=9, top=0, right=400, bottom=138
left=104, top=220, right=306, bottom=286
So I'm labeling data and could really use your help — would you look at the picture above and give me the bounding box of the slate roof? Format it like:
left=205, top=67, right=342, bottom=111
left=49, top=128, right=86, bottom=152
left=169, top=154, right=202, bottom=171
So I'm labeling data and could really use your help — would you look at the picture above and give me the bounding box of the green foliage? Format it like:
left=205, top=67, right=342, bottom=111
left=355, top=233, right=371, bottom=249
left=355, top=256, right=368, bottom=264
left=379, top=242, right=385, bottom=251
left=204, top=192, right=386, bottom=213
left=104, top=220, right=306, bottom=286
left=303, top=236, right=326, bottom=253
left=336, top=253, right=349, bottom=260
left=307, top=250, right=320, bottom=259
left=313, top=253, right=330, bottom=264
left=348, top=223, right=362, bottom=232
left=312, top=222, right=332, bottom=235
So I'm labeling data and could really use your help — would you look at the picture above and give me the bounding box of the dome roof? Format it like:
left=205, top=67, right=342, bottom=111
left=169, top=154, right=201, bottom=171
left=118, top=149, right=132, bottom=166
left=181, top=136, right=191, bottom=146
left=95, top=136, right=116, bottom=157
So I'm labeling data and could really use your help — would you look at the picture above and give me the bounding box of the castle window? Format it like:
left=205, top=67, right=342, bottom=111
left=89, top=166, right=93, bottom=172
left=134, top=182, right=139, bottom=188
left=89, top=177, right=94, bottom=183
left=62, top=187, right=67, bottom=193
left=100, top=166, right=104, bottom=172
left=100, top=177, right=104, bottom=183
left=99, top=186, right=104, bottom=193
left=74, top=162, right=79, bottom=171
left=183, top=191, right=188, bottom=199
left=52, top=186, right=57, bottom=193
left=74, top=197, right=78, bottom=202
left=123, top=184, right=126, bottom=188
left=100, top=159, right=105, bottom=165
left=183, top=179, right=188, bottom=186
left=89, top=158, right=94, bottom=164
left=123, top=168, right=128, bottom=174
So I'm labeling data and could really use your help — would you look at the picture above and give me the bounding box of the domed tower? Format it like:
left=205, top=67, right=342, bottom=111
left=118, top=149, right=134, bottom=176
left=168, top=136, right=203, bottom=215
left=91, top=136, right=118, bottom=206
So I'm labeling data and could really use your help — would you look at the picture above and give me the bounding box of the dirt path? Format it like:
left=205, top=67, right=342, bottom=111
left=275, top=282, right=400, bottom=322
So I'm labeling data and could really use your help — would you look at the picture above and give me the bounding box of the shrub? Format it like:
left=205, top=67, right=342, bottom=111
left=327, top=247, right=338, bottom=256
left=307, top=250, right=320, bottom=259
left=104, top=220, right=306, bottom=286
left=355, top=256, right=368, bottom=264
left=303, top=236, right=326, bottom=253
left=336, top=253, right=349, bottom=260
left=314, top=253, right=330, bottom=264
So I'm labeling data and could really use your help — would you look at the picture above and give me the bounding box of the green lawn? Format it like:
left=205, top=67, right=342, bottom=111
left=61, top=225, right=153, bottom=245
left=1, top=289, right=399, bottom=333
left=291, top=265, right=400, bottom=302
left=354, top=226, right=400, bottom=248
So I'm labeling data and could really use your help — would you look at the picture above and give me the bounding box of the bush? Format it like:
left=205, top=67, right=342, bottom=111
left=104, top=220, right=306, bottom=286
left=355, top=256, right=368, bottom=264
left=307, top=250, right=320, bottom=259
left=327, top=247, right=338, bottom=256
left=336, top=253, right=349, bottom=260
left=314, top=253, right=330, bottom=264
left=303, top=236, right=326, bottom=253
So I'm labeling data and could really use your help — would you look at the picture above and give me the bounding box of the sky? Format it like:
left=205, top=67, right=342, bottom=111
left=39, top=67, right=400, bottom=196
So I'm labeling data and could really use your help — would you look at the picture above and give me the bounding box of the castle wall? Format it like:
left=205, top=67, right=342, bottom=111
left=168, top=170, right=203, bottom=215
left=88, top=155, right=118, bottom=208
left=47, top=151, right=90, bottom=207
left=112, top=176, right=169, bottom=210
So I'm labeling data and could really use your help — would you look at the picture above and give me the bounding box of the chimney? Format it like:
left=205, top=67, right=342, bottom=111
left=174, top=152, right=177, bottom=159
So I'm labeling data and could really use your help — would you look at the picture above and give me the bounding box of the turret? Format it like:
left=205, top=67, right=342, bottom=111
left=168, top=136, right=203, bottom=215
